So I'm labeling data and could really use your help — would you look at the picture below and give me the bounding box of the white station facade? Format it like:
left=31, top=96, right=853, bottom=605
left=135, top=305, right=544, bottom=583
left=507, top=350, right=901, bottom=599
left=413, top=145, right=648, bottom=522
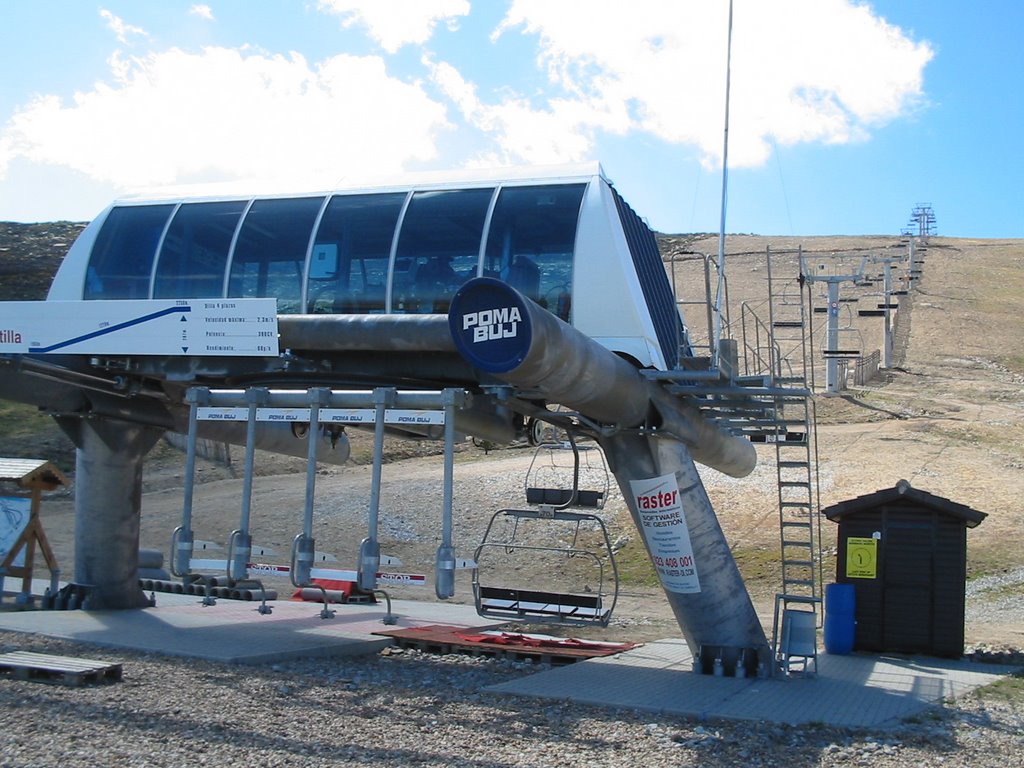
left=49, top=163, right=687, bottom=371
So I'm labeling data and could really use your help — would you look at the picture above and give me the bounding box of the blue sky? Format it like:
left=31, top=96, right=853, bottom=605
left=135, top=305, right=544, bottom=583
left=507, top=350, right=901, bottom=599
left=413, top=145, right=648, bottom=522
left=0, top=1, right=1020, bottom=237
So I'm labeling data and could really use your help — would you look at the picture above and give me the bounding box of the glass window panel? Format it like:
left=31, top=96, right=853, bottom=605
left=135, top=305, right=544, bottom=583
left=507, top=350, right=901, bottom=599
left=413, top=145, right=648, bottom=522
left=85, top=205, right=174, bottom=299
left=391, top=188, right=493, bottom=314
left=153, top=201, right=246, bottom=298
left=306, top=192, right=405, bottom=313
left=483, top=184, right=585, bottom=322
left=227, top=197, right=324, bottom=313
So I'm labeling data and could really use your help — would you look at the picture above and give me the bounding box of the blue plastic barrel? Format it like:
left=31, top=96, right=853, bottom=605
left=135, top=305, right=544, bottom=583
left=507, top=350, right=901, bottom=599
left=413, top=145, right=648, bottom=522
left=824, top=583, right=856, bottom=654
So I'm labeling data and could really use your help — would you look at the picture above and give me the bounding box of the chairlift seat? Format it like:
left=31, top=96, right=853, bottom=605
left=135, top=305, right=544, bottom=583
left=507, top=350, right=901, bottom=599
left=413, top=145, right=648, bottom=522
left=821, top=349, right=861, bottom=358
left=477, top=585, right=605, bottom=622
left=525, top=487, right=604, bottom=508
left=472, top=504, right=619, bottom=627
left=524, top=437, right=609, bottom=510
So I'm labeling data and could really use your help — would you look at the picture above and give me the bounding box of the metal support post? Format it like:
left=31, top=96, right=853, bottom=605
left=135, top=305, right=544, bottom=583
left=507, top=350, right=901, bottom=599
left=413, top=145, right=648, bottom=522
left=882, top=261, right=894, bottom=368
left=435, top=388, right=460, bottom=599
left=228, top=387, right=267, bottom=582
left=799, top=255, right=864, bottom=394
left=172, top=386, right=208, bottom=578
left=358, top=387, right=394, bottom=591
left=825, top=281, right=841, bottom=393
left=293, top=387, right=330, bottom=587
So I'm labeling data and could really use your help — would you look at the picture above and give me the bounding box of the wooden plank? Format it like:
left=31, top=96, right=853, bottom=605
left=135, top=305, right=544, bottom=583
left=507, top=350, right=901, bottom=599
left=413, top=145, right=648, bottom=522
left=0, top=651, right=122, bottom=686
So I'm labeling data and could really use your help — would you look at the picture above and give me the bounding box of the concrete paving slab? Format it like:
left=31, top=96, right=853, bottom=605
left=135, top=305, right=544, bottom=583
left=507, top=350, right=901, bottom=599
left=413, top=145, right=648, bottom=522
left=0, top=583, right=487, bottom=664
left=488, top=638, right=1021, bottom=728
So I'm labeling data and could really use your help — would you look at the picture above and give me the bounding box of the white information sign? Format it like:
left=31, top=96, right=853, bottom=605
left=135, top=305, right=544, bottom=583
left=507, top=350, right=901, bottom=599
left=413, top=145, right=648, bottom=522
left=196, top=407, right=250, bottom=421
left=0, top=298, right=279, bottom=356
left=256, top=408, right=310, bottom=423
left=385, top=409, right=445, bottom=426
left=629, top=474, right=701, bottom=594
left=321, top=409, right=376, bottom=424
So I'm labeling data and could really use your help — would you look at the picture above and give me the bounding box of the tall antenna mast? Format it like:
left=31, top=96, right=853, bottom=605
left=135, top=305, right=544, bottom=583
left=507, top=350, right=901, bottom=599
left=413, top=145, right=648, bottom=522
left=713, top=0, right=734, bottom=368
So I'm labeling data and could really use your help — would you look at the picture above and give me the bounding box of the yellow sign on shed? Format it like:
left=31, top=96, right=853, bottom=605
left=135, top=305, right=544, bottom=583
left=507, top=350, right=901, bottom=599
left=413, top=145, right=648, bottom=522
left=846, top=537, right=878, bottom=579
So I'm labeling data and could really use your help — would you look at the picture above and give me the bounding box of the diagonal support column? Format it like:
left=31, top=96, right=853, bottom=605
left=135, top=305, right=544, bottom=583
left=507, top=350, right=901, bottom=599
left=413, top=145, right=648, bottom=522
left=602, top=432, right=770, bottom=676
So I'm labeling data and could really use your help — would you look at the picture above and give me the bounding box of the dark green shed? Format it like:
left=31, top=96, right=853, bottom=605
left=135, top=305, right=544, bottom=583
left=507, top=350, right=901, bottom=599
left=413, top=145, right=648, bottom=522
left=824, top=480, right=986, bottom=658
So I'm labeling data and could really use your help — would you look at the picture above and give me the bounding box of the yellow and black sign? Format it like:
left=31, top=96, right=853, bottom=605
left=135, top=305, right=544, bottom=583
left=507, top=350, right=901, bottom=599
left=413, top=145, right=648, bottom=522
left=846, top=537, right=878, bottom=579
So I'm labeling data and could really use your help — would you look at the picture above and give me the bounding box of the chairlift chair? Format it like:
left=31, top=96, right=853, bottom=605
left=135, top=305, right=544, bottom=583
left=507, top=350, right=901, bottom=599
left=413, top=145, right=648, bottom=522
left=524, top=434, right=609, bottom=509
left=472, top=434, right=619, bottom=627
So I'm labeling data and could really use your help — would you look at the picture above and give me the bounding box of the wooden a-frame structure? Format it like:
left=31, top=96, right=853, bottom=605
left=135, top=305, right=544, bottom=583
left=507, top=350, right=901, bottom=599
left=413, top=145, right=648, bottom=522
left=0, top=458, right=65, bottom=605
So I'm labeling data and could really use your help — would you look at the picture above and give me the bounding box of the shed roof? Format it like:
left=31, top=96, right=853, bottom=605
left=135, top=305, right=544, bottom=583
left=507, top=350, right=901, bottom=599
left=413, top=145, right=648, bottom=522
left=0, top=458, right=68, bottom=490
left=823, top=479, right=987, bottom=528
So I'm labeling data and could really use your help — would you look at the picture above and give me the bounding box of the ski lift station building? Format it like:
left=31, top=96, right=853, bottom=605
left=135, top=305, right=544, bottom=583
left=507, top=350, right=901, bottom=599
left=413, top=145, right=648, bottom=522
left=2, top=162, right=773, bottom=670
left=48, top=162, right=685, bottom=374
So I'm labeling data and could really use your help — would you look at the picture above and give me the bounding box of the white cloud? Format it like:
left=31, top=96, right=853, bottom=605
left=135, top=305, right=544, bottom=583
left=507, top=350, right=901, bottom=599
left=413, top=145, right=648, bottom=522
left=0, top=0, right=934, bottom=206
left=480, top=0, right=933, bottom=169
left=99, top=9, right=148, bottom=45
left=0, top=47, right=450, bottom=190
left=427, top=56, right=619, bottom=165
left=189, top=4, right=215, bottom=22
left=317, top=0, right=469, bottom=52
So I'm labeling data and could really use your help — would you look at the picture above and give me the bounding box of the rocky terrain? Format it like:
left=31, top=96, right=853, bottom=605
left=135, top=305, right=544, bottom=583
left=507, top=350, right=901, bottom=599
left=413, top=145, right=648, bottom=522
left=0, top=221, right=85, bottom=301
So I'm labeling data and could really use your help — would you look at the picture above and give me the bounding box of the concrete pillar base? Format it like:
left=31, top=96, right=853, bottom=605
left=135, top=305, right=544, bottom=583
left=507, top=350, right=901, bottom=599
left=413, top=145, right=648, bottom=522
left=70, top=419, right=163, bottom=610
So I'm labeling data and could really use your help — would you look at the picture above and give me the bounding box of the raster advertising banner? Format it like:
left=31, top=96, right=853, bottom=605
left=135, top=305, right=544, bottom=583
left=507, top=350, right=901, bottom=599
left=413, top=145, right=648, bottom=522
left=629, top=473, right=701, bottom=594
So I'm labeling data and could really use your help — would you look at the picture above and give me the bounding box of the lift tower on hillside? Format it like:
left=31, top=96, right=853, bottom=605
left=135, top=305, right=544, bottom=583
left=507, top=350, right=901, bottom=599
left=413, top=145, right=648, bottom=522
left=865, top=254, right=908, bottom=369
left=800, top=257, right=865, bottom=394
left=908, top=204, right=937, bottom=240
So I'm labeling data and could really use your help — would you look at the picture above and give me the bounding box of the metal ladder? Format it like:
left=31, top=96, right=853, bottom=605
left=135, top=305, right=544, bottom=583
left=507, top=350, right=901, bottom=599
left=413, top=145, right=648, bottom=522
left=765, top=247, right=823, bottom=630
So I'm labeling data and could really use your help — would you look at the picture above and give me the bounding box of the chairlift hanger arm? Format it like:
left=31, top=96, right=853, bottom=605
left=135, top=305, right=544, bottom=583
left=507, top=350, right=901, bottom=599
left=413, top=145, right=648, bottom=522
left=487, top=392, right=613, bottom=440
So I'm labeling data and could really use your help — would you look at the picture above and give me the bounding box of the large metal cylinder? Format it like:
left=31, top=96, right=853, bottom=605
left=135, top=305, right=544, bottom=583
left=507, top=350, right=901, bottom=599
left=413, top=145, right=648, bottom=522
left=71, top=418, right=163, bottom=609
left=448, top=277, right=755, bottom=478
left=278, top=313, right=456, bottom=352
left=191, top=421, right=352, bottom=465
left=448, top=277, right=648, bottom=426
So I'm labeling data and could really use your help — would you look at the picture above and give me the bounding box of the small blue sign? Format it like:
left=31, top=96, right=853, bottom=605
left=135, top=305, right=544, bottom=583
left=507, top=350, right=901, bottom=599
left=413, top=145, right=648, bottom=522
left=448, top=278, right=533, bottom=373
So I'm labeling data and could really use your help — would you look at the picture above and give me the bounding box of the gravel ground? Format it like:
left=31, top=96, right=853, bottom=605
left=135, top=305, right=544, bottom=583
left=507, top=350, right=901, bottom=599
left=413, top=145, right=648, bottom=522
left=1, top=629, right=1022, bottom=768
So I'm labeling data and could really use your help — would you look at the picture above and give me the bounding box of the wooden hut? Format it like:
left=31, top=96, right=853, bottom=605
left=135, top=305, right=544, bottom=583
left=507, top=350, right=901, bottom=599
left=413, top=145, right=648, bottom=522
left=824, top=480, right=986, bottom=657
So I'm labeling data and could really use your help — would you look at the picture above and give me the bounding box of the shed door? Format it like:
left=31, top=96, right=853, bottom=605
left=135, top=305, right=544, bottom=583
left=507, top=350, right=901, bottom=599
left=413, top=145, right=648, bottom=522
left=881, top=521, right=933, bottom=653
